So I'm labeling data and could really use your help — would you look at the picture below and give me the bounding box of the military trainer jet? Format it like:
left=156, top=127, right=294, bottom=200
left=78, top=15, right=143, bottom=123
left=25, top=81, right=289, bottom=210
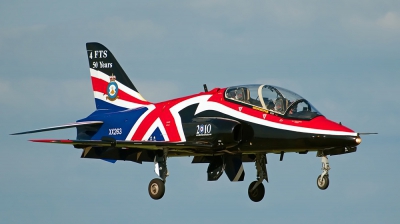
left=12, top=42, right=367, bottom=202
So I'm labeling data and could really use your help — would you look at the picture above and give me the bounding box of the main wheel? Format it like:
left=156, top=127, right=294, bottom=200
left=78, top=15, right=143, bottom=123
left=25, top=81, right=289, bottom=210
left=248, top=181, right=265, bottom=202
left=317, top=175, right=329, bottom=190
left=148, top=178, right=165, bottom=200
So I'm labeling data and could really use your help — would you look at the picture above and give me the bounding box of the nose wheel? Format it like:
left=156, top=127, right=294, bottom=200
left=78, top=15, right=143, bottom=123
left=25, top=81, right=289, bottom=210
left=317, top=175, right=329, bottom=190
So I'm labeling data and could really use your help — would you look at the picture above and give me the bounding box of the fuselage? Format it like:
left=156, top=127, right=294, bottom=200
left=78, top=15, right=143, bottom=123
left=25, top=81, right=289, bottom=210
left=78, top=86, right=360, bottom=156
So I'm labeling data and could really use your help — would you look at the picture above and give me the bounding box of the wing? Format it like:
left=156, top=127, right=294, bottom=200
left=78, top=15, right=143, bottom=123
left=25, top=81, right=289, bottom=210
left=29, top=139, right=214, bottom=150
left=11, top=121, right=103, bottom=135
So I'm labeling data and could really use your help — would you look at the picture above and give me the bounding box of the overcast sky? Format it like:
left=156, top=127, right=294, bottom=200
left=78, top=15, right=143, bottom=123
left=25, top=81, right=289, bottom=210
left=1, top=1, right=399, bottom=223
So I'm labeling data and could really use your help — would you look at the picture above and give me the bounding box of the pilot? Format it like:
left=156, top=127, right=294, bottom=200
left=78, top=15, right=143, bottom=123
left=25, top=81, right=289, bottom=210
left=227, top=89, right=244, bottom=101
left=227, top=89, right=237, bottom=99
left=275, top=98, right=284, bottom=113
left=267, top=100, right=275, bottom=110
left=288, top=102, right=297, bottom=115
left=288, top=107, right=296, bottom=115
left=235, top=89, right=244, bottom=101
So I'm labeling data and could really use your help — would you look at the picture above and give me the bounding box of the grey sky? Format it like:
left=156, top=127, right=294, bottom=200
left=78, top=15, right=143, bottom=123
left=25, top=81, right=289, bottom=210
left=1, top=1, right=399, bottom=223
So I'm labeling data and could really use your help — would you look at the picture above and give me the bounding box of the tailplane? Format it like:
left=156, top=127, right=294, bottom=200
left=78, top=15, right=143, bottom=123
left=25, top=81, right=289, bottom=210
left=86, top=42, right=150, bottom=110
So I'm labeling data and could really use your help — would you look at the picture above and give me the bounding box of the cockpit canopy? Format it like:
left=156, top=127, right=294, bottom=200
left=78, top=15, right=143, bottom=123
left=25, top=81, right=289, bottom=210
left=225, top=84, right=322, bottom=120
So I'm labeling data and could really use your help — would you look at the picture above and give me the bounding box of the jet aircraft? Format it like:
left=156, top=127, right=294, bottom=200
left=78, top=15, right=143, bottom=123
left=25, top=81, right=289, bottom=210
left=12, top=42, right=367, bottom=202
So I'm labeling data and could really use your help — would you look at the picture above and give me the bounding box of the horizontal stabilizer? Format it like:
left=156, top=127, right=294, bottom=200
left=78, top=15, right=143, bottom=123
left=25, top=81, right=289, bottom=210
left=11, top=121, right=103, bottom=135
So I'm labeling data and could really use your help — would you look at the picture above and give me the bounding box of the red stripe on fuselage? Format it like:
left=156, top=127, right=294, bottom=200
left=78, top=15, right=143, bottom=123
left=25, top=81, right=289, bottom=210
left=130, top=87, right=353, bottom=143
left=207, top=89, right=354, bottom=133
left=131, top=105, right=163, bottom=140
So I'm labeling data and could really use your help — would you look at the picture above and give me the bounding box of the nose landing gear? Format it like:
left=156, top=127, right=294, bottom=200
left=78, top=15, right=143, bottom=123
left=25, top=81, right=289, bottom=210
left=317, top=155, right=330, bottom=190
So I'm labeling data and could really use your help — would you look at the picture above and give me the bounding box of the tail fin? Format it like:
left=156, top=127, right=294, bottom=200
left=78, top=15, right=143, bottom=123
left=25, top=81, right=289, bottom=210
left=86, top=42, right=150, bottom=110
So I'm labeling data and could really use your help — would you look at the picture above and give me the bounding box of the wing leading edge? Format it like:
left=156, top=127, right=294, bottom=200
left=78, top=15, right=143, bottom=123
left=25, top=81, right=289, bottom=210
left=29, top=139, right=214, bottom=150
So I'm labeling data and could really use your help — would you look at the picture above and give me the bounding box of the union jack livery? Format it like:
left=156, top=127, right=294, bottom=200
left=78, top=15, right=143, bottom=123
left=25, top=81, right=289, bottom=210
left=12, top=42, right=372, bottom=202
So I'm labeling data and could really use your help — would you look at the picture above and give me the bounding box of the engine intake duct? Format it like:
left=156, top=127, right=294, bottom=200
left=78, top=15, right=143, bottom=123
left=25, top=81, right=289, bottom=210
left=183, top=117, right=242, bottom=149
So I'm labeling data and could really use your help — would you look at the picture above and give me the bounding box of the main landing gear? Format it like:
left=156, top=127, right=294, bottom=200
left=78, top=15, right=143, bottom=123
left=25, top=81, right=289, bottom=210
left=147, top=151, right=331, bottom=200
left=248, top=154, right=268, bottom=202
left=317, top=155, right=330, bottom=190
left=148, top=149, right=168, bottom=200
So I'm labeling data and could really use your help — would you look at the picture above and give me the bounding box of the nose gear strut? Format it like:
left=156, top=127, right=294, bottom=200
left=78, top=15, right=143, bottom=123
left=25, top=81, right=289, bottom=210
left=317, top=155, right=330, bottom=190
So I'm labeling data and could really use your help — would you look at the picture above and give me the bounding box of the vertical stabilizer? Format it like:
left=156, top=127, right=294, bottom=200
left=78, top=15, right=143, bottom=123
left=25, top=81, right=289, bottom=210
left=86, top=42, right=150, bottom=110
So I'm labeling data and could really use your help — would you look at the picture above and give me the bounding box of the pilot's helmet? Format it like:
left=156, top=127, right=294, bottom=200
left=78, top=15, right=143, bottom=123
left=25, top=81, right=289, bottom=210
left=227, top=90, right=236, bottom=98
left=275, top=98, right=283, bottom=112
left=235, top=89, right=244, bottom=100
left=267, top=101, right=275, bottom=110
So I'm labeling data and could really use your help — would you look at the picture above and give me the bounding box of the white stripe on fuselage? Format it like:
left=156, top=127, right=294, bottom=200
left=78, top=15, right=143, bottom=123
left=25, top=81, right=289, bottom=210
left=125, top=95, right=212, bottom=141
left=195, top=99, right=357, bottom=136
left=126, top=104, right=156, bottom=140
left=169, top=95, right=214, bottom=141
left=142, top=118, right=170, bottom=141
left=125, top=93, right=356, bottom=143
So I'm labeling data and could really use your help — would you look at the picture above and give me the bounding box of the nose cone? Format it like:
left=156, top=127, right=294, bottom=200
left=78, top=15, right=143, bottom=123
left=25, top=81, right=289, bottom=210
left=310, top=116, right=356, bottom=135
left=311, top=134, right=360, bottom=148
left=335, top=135, right=361, bottom=147
left=309, top=116, right=360, bottom=147
left=356, top=136, right=362, bottom=145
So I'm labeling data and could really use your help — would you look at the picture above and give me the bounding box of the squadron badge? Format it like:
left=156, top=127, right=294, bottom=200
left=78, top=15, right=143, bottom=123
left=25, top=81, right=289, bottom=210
left=106, top=74, right=119, bottom=101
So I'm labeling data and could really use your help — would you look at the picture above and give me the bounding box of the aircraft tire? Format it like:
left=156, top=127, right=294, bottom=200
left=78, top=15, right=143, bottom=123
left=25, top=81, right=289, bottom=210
left=148, top=178, right=165, bottom=200
left=248, top=181, right=265, bottom=202
left=317, top=175, right=329, bottom=190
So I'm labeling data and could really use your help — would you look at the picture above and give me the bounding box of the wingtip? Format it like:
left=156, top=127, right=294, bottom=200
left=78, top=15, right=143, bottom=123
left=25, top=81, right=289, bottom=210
left=29, top=139, right=74, bottom=143
left=10, top=132, right=25, bottom=135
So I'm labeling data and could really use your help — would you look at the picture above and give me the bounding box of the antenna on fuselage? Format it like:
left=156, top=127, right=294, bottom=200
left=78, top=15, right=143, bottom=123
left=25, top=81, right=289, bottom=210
left=203, top=84, right=208, bottom=92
